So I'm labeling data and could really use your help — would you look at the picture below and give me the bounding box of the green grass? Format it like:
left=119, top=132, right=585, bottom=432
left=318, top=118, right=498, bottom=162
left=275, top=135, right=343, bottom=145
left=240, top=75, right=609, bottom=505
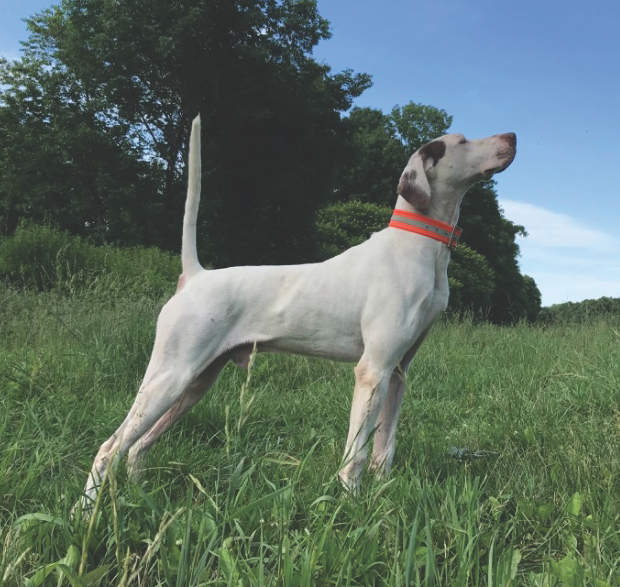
left=0, top=280, right=618, bottom=585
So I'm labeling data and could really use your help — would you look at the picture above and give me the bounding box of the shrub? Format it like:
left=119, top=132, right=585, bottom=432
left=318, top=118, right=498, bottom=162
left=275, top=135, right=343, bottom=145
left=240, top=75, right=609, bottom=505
left=314, top=200, right=391, bottom=259
left=0, top=223, right=179, bottom=295
left=447, top=244, right=495, bottom=318
left=0, top=224, right=99, bottom=290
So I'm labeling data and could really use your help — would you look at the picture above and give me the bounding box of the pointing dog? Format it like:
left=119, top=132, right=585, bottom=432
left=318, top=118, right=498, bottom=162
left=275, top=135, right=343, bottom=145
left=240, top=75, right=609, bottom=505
left=78, top=115, right=515, bottom=509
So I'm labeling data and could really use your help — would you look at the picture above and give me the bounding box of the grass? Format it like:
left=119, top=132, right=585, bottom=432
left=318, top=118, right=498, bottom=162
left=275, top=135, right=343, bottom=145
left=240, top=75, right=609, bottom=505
left=0, top=278, right=618, bottom=585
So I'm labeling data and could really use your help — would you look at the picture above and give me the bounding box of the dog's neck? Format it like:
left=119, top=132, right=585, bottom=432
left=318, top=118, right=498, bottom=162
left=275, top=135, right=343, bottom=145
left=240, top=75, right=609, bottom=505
left=394, top=189, right=465, bottom=228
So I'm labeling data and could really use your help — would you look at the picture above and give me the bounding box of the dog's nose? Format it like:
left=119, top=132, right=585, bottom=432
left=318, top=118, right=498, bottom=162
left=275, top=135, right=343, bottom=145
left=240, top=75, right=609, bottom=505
left=500, top=132, right=516, bottom=149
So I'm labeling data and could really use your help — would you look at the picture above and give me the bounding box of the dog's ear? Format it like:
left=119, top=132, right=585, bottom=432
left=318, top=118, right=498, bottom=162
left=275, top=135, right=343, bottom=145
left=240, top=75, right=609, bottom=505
left=397, top=153, right=431, bottom=210
left=397, top=140, right=446, bottom=211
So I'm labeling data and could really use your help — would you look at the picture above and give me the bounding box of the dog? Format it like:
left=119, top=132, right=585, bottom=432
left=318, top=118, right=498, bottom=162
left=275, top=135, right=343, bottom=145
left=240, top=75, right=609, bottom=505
left=78, top=115, right=515, bottom=509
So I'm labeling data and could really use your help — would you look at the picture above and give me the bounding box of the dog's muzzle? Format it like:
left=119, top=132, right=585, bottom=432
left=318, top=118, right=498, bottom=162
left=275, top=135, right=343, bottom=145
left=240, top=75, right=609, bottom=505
left=484, top=132, right=517, bottom=176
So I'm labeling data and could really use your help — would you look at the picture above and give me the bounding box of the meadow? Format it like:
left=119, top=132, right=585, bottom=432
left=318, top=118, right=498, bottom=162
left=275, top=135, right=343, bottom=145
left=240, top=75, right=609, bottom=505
left=0, top=275, right=618, bottom=585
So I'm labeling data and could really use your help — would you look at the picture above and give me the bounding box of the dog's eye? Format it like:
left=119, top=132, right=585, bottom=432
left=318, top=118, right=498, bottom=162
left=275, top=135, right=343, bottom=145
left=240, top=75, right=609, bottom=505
left=458, top=137, right=467, bottom=144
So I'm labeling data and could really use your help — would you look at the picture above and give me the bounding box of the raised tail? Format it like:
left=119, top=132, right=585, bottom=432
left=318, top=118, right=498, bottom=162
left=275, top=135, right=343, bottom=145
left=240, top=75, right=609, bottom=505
left=181, top=115, right=204, bottom=281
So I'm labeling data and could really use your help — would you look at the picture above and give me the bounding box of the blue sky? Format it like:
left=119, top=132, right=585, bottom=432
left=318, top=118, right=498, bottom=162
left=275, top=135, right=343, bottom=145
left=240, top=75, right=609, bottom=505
left=2, top=1, right=619, bottom=305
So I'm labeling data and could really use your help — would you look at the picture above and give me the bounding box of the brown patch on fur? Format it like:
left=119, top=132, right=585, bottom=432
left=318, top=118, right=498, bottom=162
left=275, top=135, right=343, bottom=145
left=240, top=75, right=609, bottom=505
left=418, top=139, right=446, bottom=164
left=354, top=361, right=382, bottom=388
left=397, top=167, right=431, bottom=210
left=397, top=168, right=416, bottom=200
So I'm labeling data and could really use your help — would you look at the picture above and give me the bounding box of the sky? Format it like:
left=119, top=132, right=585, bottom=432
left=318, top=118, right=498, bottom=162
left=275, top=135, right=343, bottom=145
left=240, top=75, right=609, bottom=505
left=2, top=0, right=619, bottom=305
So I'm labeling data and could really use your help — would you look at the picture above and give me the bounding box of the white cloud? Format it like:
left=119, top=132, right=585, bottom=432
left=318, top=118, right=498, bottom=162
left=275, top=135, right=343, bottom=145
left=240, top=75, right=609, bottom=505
left=500, top=199, right=619, bottom=249
left=498, top=199, right=620, bottom=305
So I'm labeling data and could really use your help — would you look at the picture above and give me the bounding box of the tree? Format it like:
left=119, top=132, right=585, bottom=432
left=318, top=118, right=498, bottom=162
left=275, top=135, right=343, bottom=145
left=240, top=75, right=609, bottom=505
left=2, top=0, right=371, bottom=264
left=537, top=296, right=620, bottom=324
left=390, top=102, right=452, bottom=151
left=336, top=108, right=405, bottom=206
left=448, top=244, right=495, bottom=317
left=458, top=182, right=541, bottom=322
left=0, top=56, right=161, bottom=244
left=335, top=102, right=452, bottom=206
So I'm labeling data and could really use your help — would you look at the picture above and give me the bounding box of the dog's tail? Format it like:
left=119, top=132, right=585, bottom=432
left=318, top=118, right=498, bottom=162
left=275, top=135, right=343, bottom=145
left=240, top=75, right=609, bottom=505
left=181, top=114, right=204, bottom=282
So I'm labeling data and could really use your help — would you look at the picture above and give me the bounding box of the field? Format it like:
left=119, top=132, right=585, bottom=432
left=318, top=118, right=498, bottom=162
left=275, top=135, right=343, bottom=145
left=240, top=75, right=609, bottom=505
left=0, top=279, right=618, bottom=585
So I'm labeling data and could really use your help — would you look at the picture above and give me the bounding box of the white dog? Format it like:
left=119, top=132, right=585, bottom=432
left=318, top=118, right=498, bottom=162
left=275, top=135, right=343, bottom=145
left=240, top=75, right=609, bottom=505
left=79, top=116, right=515, bottom=508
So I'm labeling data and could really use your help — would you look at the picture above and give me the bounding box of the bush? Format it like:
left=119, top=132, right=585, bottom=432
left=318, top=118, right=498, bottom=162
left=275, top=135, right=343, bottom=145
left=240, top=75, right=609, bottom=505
left=0, top=224, right=99, bottom=290
left=0, top=223, right=179, bottom=295
left=314, top=200, right=391, bottom=259
left=447, top=244, right=495, bottom=318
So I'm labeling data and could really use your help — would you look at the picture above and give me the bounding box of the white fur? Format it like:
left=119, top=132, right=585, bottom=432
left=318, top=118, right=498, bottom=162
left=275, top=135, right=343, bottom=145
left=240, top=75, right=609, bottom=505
left=78, top=119, right=516, bottom=509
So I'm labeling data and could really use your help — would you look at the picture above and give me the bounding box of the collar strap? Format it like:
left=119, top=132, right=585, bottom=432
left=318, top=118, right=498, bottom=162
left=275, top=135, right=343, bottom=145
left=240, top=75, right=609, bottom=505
left=389, top=209, right=462, bottom=249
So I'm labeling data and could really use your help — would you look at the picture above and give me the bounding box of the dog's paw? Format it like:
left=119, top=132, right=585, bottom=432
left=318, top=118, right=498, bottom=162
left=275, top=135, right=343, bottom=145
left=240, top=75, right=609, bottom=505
left=338, top=470, right=361, bottom=495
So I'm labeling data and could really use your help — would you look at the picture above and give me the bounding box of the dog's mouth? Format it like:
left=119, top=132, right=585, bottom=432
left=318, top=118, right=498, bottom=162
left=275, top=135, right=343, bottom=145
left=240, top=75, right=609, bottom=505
left=482, top=149, right=516, bottom=178
left=481, top=133, right=517, bottom=179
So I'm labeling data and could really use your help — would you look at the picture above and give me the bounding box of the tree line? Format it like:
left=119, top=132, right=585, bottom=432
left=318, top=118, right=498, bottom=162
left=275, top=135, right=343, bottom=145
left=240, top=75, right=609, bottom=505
left=537, top=297, right=620, bottom=324
left=0, top=0, right=541, bottom=323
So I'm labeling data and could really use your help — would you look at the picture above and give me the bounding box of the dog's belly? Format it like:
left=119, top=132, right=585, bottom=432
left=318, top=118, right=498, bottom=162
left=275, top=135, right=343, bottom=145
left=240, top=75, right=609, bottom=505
left=262, top=331, right=364, bottom=363
left=225, top=297, right=365, bottom=363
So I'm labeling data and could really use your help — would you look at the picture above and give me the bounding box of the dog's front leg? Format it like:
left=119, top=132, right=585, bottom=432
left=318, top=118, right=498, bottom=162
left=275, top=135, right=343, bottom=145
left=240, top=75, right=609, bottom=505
left=339, top=359, right=391, bottom=492
left=368, top=369, right=406, bottom=477
left=368, top=326, right=431, bottom=478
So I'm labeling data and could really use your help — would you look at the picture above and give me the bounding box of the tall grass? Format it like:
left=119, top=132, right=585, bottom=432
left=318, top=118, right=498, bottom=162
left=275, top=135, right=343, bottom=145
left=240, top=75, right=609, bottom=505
left=0, top=224, right=179, bottom=295
left=0, top=276, right=618, bottom=585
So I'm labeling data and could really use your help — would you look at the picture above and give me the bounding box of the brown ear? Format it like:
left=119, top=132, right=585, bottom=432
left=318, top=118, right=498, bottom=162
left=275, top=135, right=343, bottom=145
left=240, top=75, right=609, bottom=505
left=418, top=139, right=446, bottom=164
left=397, top=153, right=431, bottom=210
left=397, top=139, right=446, bottom=210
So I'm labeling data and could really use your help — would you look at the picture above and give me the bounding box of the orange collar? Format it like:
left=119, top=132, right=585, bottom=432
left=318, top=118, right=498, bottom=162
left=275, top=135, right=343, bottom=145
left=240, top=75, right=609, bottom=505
left=389, top=209, right=462, bottom=249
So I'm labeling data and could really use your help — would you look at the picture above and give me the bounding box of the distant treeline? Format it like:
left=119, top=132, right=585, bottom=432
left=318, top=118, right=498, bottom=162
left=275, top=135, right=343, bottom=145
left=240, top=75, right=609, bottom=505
left=537, top=297, right=620, bottom=324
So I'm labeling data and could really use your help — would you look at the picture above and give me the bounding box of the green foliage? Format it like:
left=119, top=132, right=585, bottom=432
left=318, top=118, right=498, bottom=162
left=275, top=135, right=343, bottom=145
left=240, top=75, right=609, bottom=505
left=1, top=0, right=370, bottom=264
left=390, top=102, right=453, bottom=151
left=314, top=200, right=390, bottom=259
left=337, top=107, right=406, bottom=205
left=0, top=223, right=179, bottom=295
left=0, top=55, right=162, bottom=244
left=448, top=244, right=495, bottom=317
left=521, top=275, right=542, bottom=322
left=0, top=282, right=618, bottom=584
left=335, top=102, right=452, bottom=207
left=538, top=296, right=620, bottom=324
left=461, top=182, right=541, bottom=323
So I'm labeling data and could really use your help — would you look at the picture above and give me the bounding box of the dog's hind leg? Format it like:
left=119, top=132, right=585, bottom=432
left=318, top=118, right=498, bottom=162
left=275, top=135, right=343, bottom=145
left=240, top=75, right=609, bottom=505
left=126, top=354, right=231, bottom=479
left=79, top=360, right=198, bottom=511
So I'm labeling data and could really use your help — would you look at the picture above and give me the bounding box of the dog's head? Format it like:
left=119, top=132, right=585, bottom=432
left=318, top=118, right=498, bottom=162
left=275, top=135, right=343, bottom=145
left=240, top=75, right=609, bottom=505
left=397, top=132, right=516, bottom=210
